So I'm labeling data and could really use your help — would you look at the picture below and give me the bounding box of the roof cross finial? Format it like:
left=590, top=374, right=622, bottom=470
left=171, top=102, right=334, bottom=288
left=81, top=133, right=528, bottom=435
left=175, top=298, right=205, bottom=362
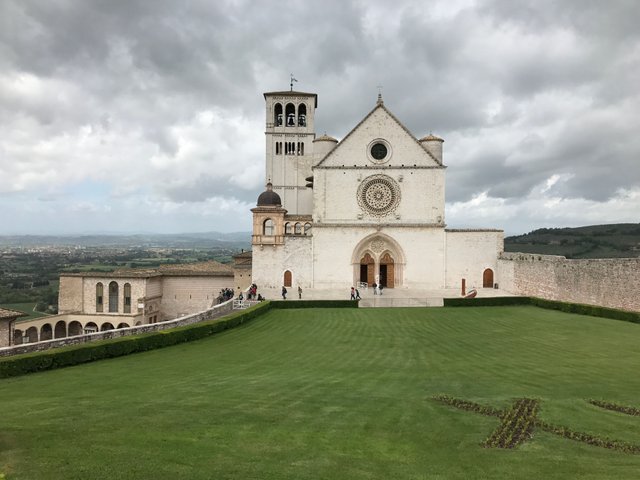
left=290, top=74, right=298, bottom=91
left=376, top=85, right=383, bottom=104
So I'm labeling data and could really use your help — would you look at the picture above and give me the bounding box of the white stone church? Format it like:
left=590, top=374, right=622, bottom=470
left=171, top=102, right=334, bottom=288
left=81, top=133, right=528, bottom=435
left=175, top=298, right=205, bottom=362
left=251, top=90, right=504, bottom=291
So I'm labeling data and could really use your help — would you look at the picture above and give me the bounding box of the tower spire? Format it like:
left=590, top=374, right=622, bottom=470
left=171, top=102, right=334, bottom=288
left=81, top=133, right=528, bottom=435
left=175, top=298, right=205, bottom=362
left=376, top=85, right=383, bottom=104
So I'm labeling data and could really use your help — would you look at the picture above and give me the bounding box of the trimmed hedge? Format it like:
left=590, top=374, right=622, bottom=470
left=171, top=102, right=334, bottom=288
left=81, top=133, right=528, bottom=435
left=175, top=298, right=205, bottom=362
left=268, top=300, right=359, bottom=309
left=0, top=301, right=271, bottom=379
left=443, top=296, right=531, bottom=307
left=444, top=296, right=640, bottom=324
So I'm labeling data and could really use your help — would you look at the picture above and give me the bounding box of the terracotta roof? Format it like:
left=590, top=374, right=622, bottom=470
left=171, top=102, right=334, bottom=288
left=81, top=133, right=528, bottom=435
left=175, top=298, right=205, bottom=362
left=158, top=261, right=234, bottom=276
left=62, top=270, right=163, bottom=278
left=0, top=307, right=27, bottom=319
left=233, top=251, right=253, bottom=259
left=61, top=260, right=234, bottom=278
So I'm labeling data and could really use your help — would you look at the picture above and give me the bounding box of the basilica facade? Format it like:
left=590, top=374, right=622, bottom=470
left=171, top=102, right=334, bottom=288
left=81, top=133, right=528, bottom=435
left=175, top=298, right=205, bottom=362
left=251, top=91, right=504, bottom=291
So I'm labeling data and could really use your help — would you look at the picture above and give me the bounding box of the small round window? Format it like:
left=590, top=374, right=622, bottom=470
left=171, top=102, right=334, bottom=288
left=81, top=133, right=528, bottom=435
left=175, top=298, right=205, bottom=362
left=371, top=142, right=388, bottom=160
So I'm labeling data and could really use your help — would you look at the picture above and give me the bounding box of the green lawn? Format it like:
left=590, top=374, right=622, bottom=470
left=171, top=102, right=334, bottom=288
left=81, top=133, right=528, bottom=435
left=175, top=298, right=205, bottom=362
left=0, top=303, right=50, bottom=321
left=1, top=306, right=639, bottom=479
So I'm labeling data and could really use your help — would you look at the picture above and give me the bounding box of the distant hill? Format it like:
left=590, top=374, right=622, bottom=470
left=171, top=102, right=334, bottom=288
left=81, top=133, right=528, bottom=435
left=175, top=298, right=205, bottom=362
left=0, top=231, right=252, bottom=249
left=505, top=223, right=640, bottom=259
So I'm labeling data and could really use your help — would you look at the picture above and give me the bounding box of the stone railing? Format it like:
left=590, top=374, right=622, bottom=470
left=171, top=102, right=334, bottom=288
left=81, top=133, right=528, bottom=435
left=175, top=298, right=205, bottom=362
left=0, top=299, right=234, bottom=358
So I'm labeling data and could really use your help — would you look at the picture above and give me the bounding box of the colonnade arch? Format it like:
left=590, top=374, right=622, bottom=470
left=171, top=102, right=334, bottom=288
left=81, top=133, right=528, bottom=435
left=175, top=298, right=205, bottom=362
left=351, top=233, right=406, bottom=288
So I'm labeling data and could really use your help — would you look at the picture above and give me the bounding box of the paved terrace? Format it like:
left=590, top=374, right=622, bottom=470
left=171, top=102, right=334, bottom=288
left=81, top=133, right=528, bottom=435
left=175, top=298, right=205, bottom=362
left=258, top=285, right=518, bottom=307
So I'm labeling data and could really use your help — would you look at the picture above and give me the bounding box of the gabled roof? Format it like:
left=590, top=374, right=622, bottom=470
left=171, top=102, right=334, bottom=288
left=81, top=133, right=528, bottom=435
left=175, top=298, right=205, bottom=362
left=315, top=100, right=443, bottom=167
left=264, top=91, right=318, bottom=107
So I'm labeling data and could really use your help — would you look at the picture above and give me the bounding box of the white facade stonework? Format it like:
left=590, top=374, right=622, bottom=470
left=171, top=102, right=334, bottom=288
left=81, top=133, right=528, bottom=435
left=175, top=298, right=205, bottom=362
left=252, top=91, right=504, bottom=290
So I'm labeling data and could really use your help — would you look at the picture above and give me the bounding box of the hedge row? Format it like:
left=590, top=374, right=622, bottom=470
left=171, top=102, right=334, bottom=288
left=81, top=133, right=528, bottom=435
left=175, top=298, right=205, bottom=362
left=0, top=302, right=271, bottom=379
left=268, top=300, right=359, bottom=309
left=443, top=296, right=531, bottom=307
left=443, top=296, right=640, bottom=324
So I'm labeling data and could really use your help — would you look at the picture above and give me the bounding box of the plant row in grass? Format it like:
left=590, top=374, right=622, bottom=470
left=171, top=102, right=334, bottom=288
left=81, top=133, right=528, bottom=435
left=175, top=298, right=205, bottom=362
left=432, top=394, right=503, bottom=418
left=443, top=296, right=640, bottom=324
left=0, top=300, right=357, bottom=378
left=434, top=395, right=640, bottom=454
left=536, top=420, right=640, bottom=455
left=483, top=398, right=539, bottom=449
left=589, top=399, right=640, bottom=416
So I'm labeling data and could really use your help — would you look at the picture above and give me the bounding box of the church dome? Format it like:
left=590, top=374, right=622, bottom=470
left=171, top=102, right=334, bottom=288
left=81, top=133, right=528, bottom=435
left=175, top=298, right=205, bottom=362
left=313, top=133, right=338, bottom=143
left=256, top=183, right=282, bottom=206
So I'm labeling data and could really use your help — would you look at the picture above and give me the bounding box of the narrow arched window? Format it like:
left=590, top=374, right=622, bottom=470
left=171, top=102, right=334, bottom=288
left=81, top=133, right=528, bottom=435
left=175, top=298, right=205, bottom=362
left=275, top=142, right=280, bottom=155
left=108, top=281, right=119, bottom=313
left=285, top=103, right=295, bottom=127
left=124, top=283, right=131, bottom=313
left=294, top=222, right=302, bottom=235
left=297, top=142, right=304, bottom=155
left=285, top=222, right=292, bottom=235
left=96, top=282, right=104, bottom=313
left=298, top=104, right=307, bottom=126
left=274, top=103, right=283, bottom=126
left=263, top=219, right=274, bottom=236
left=304, top=223, right=312, bottom=235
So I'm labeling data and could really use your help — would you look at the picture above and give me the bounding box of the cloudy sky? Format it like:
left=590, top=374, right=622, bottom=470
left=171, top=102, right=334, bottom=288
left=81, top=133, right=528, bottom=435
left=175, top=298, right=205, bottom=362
left=1, top=0, right=638, bottom=236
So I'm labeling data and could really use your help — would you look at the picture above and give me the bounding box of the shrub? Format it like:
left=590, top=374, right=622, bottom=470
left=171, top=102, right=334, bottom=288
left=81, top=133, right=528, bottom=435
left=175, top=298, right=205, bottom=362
left=443, top=297, right=532, bottom=307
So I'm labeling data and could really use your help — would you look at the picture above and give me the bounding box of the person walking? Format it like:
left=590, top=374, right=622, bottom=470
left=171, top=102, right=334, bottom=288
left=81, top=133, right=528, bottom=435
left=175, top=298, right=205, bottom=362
left=282, top=286, right=287, bottom=299
left=379, top=284, right=383, bottom=295
left=298, top=285, right=302, bottom=299
left=372, top=282, right=377, bottom=295
left=350, top=287, right=356, bottom=300
left=355, top=288, right=361, bottom=300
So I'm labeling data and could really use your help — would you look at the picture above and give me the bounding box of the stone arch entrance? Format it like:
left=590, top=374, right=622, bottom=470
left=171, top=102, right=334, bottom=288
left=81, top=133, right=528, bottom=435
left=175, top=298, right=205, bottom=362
left=359, top=253, right=375, bottom=285
left=379, top=252, right=395, bottom=288
left=351, top=233, right=405, bottom=288
left=483, top=268, right=494, bottom=288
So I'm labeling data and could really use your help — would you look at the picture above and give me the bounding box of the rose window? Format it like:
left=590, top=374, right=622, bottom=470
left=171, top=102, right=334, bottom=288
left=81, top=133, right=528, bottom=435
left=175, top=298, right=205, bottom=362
left=357, top=175, right=401, bottom=217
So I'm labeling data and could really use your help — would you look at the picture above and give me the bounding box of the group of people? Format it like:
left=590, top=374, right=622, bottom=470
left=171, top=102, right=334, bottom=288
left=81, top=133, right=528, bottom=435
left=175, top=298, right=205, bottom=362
left=371, top=282, right=384, bottom=295
left=247, top=284, right=259, bottom=300
left=350, top=287, right=361, bottom=300
left=217, top=288, right=235, bottom=304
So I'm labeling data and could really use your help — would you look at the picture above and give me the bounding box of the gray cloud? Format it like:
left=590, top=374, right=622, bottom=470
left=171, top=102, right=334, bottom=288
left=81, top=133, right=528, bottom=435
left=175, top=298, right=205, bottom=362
left=1, top=0, right=638, bottom=234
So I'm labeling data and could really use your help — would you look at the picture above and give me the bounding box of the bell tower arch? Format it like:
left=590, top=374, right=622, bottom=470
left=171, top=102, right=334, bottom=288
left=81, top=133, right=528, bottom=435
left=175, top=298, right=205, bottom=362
left=264, top=90, right=318, bottom=215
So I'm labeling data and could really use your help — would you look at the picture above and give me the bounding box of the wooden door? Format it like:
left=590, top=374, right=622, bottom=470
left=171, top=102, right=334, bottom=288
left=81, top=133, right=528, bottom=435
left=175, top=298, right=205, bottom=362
left=379, top=252, right=395, bottom=288
left=284, top=270, right=292, bottom=287
left=483, top=268, right=494, bottom=288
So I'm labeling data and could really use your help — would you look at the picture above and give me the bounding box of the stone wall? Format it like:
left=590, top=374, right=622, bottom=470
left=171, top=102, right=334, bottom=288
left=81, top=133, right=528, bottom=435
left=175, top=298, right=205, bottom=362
left=58, top=276, right=84, bottom=314
left=0, top=300, right=234, bottom=357
left=0, top=319, right=13, bottom=347
left=498, top=253, right=640, bottom=312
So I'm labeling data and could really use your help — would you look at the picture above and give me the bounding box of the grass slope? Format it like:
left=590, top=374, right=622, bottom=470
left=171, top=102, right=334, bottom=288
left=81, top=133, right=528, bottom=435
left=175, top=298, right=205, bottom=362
left=0, top=303, right=50, bottom=321
left=1, top=306, right=639, bottom=479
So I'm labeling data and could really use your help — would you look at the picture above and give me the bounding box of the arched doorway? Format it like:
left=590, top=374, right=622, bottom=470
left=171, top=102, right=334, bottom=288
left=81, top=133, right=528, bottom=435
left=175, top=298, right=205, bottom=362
left=359, top=253, right=375, bottom=286
left=26, top=326, right=38, bottom=343
left=283, top=270, right=292, bottom=287
left=483, top=268, right=494, bottom=288
left=379, top=252, right=395, bottom=288
left=101, top=322, right=114, bottom=332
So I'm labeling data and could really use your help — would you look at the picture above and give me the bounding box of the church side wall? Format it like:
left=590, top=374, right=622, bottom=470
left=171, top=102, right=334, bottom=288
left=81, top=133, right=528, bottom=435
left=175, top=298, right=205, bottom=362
left=147, top=277, right=162, bottom=298
left=160, top=275, right=234, bottom=320
left=445, top=230, right=504, bottom=289
left=498, top=253, right=640, bottom=312
left=251, top=236, right=313, bottom=292
left=58, top=276, right=84, bottom=314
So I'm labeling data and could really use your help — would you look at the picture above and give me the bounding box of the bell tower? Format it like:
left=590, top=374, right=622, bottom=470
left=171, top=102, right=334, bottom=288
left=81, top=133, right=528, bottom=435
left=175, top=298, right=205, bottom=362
left=263, top=89, right=317, bottom=215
